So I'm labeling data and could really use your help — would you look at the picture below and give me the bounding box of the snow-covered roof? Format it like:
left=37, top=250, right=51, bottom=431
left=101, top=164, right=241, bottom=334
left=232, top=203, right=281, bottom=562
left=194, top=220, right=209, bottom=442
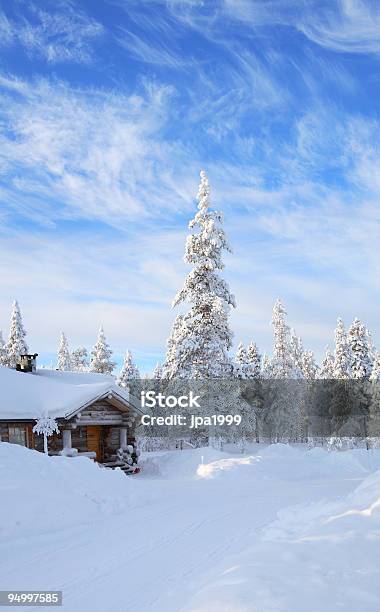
left=0, top=366, right=142, bottom=420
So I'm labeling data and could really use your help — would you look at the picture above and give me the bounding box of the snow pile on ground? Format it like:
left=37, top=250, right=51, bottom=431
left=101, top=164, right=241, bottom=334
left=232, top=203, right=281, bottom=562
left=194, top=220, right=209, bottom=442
left=139, top=446, right=233, bottom=479
left=0, top=443, right=143, bottom=539
left=140, top=443, right=377, bottom=482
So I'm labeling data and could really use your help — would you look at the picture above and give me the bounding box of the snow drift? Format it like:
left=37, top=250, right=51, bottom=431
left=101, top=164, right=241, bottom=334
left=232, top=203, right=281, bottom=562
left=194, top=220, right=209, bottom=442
left=0, top=443, right=143, bottom=539
left=140, top=443, right=379, bottom=482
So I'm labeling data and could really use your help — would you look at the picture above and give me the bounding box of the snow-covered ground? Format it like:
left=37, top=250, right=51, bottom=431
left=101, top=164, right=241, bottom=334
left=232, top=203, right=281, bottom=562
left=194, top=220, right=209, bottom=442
left=1, top=443, right=380, bottom=611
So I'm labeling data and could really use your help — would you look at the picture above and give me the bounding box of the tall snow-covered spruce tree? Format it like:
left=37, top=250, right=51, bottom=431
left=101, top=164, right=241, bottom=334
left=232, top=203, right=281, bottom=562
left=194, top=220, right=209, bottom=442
left=71, top=346, right=89, bottom=372
left=370, top=352, right=380, bottom=382
left=270, top=298, right=298, bottom=378
left=164, top=170, right=236, bottom=378
left=320, top=347, right=335, bottom=379
left=57, top=332, right=71, bottom=371
left=333, top=318, right=351, bottom=379
left=117, top=350, right=140, bottom=388
left=90, top=326, right=115, bottom=374
left=301, top=350, right=318, bottom=379
left=234, top=342, right=249, bottom=379
left=289, top=330, right=304, bottom=374
left=153, top=362, right=163, bottom=380
left=247, top=341, right=261, bottom=378
left=348, top=318, right=373, bottom=379
left=5, top=300, right=28, bottom=368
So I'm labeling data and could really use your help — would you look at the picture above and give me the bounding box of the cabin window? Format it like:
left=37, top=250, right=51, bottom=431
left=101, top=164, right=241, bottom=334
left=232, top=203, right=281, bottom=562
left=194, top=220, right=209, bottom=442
left=8, top=426, right=27, bottom=447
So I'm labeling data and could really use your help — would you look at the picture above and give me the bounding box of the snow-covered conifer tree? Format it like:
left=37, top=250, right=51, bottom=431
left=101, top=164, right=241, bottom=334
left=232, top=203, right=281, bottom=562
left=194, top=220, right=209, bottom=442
left=348, top=318, right=373, bottom=379
left=333, top=318, right=351, bottom=379
left=367, top=331, right=377, bottom=366
left=370, top=352, right=380, bottom=382
left=319, top=347, right=335, bottom=379
left=57, top=332, right=71, bottom=371
left=246, top=341, right=261, bottom=378
left=234, top=342, right=249, bottom=379
left=89, top=326, right=115, bottom=374
left=265, top=302, right=303, bottom=442
left=153, top=362, right=162, bottom=380
left=163, top=170, right=236, bottom=378
left=5, top=300, right=28, bottom=368
left=301, top=350, right=318, bottom=379
left=272, top=299, right=288, bottom=362
left=289, top=330, right=304, bottom=376
left=71, top=346, right=89, bottom=372
left=117, top=350, right=140, bottom=388
left=261, top=353, right=272, bottom=378
left=33, top=416, right=60, bottom=454
left=163, top=314, right=184, bottom=379
left=270, top=299, right=297, bottom=378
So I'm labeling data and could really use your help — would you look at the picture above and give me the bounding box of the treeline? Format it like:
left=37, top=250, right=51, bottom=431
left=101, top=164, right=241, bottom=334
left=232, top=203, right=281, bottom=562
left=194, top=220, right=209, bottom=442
left=0, top=300, right=141, bottom=389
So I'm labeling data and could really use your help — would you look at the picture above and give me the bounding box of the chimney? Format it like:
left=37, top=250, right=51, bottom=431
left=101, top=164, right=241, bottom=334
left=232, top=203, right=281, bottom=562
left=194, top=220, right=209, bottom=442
left=16, top=353, right=38, bottom=373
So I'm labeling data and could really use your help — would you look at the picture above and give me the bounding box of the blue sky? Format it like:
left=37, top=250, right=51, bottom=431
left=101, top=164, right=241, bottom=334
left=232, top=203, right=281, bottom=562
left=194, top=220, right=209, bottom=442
left=0, top=0, right=379, bottom=372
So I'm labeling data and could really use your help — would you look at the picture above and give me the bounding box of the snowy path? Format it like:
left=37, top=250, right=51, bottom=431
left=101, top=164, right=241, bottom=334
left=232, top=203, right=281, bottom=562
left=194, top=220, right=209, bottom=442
left=1, top=444, right=380, bottom=612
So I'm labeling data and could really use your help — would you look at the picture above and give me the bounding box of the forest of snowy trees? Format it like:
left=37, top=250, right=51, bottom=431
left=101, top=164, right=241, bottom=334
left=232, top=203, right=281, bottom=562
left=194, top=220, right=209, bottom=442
left=162, top=170, right=378, bottom=384
left=1, top=171, right=379, bottom=448
left=0, top=304, right=140, bottom=386
left=0, top=170, right=379, bottom=386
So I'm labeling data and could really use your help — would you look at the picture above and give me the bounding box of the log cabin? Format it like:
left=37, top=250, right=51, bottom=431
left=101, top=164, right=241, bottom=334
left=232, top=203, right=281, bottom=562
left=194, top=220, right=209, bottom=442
left=0, top=363, right=143, bottom=473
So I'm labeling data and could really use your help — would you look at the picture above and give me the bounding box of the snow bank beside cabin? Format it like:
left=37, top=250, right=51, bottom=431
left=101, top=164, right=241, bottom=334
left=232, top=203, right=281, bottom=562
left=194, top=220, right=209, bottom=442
left=140, top=443, right=379, bottom=482
left=0, top=444, right=143, bottom=539
left=139, top=446, right=232, bottom=479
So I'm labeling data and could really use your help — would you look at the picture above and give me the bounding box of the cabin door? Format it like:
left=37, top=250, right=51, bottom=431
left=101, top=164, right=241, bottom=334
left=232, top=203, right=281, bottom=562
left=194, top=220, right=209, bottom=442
left=86, top=426, right=103, bottom=462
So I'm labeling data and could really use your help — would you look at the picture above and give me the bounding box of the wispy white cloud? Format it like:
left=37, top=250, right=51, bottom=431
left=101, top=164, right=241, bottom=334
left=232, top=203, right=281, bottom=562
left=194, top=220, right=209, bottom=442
left=0, top=9, right=13, bottom=44
left=222, top=0, right=296, bottom=26
left=146, top=0, right=380, bottom=56
left=0, top=74, right=197, bottom=225
left=299, top=0, right=380, bottom=55
left=223, top=0, right=380, bottom=55
left=117, top=27, right=191, bottom=68
left=0, top=225, right=188, bottom=365
left=117, top=0, right=288, bottom=135
left=0, top=1, right=104, bottom=64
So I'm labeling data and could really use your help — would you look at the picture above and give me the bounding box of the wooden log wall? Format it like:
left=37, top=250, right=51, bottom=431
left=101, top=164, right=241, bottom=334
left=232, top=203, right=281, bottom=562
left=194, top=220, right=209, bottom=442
left=105, top=427, right=121, bottom=450
left=0, top=423, right=8, bottom=442
left=75, top=400, right=126, bottom=425
left=71, top=426, right=88, bottom=453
